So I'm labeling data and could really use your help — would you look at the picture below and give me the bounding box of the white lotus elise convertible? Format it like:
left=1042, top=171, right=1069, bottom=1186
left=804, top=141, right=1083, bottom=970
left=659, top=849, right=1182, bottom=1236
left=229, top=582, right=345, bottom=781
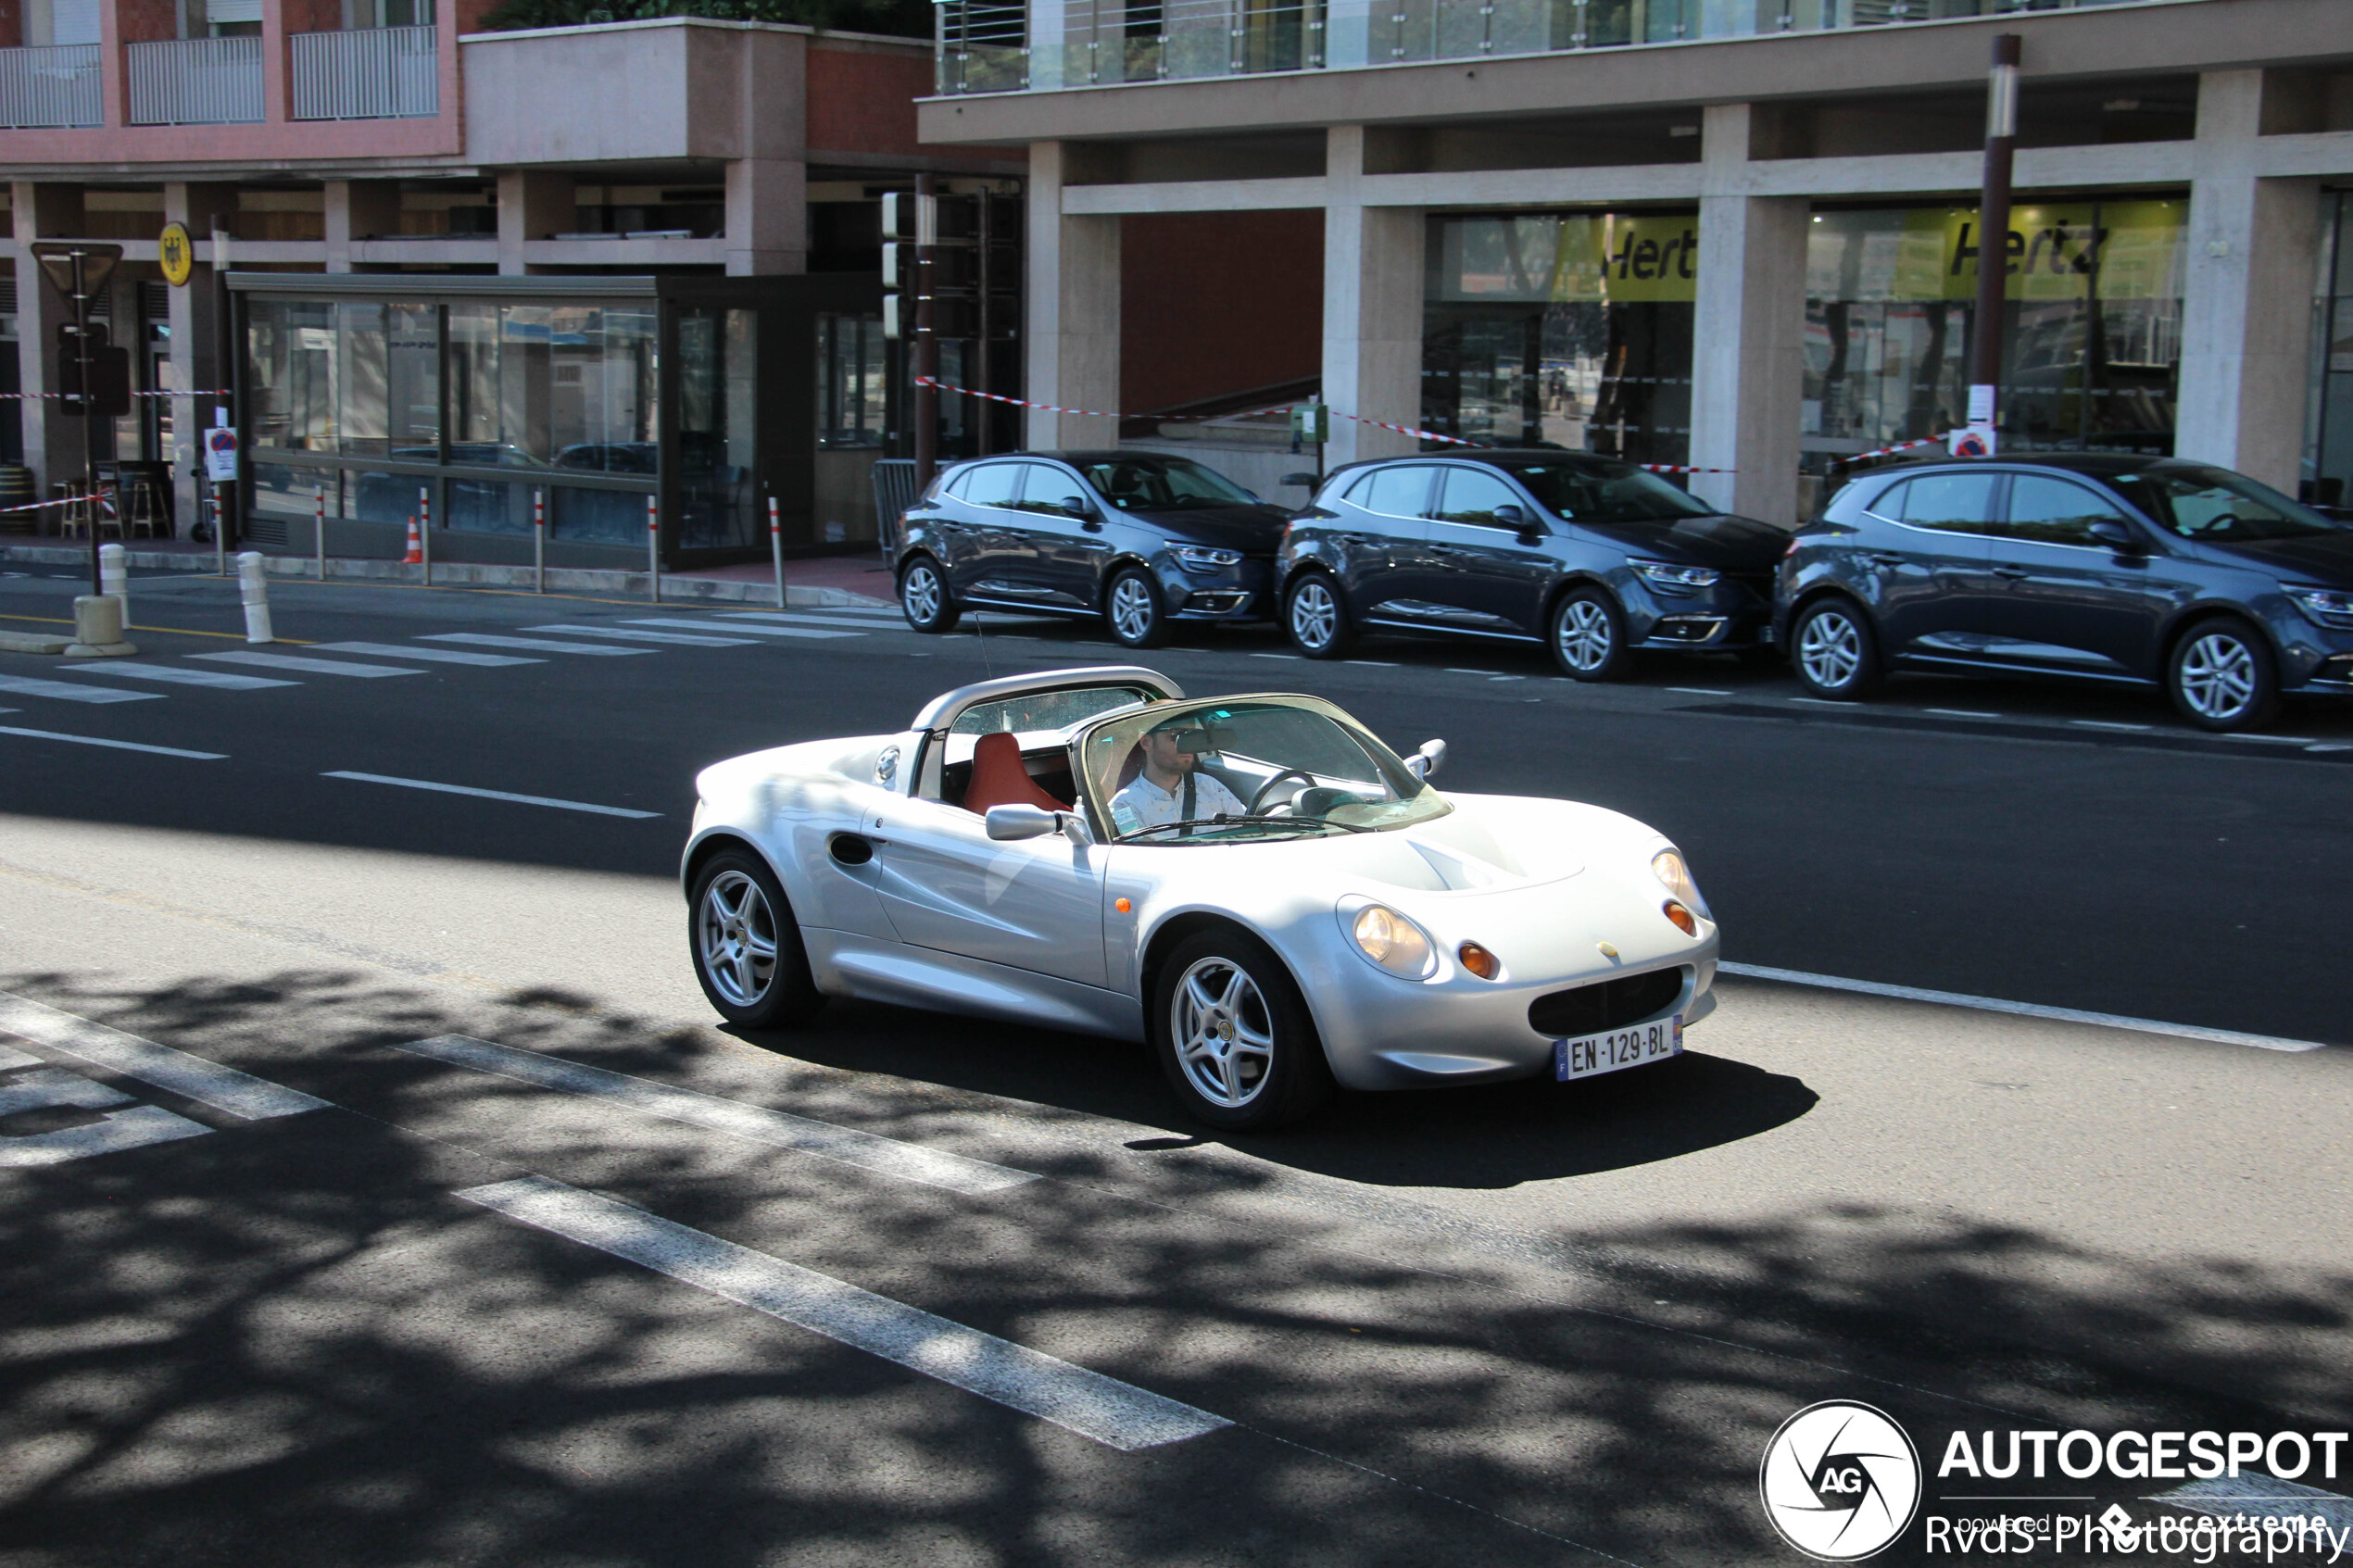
left=683, top=666, right=1718, bottom=1129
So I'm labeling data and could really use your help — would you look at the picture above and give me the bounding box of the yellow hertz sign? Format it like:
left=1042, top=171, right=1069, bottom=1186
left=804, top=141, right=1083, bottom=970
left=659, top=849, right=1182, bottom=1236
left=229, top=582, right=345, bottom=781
left=158, top=222, right=195, bottom=287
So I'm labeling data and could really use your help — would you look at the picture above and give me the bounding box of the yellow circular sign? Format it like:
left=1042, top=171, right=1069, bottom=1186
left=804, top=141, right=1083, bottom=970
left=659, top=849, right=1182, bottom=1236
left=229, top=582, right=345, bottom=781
left=158, top=221, right=194, bottom=287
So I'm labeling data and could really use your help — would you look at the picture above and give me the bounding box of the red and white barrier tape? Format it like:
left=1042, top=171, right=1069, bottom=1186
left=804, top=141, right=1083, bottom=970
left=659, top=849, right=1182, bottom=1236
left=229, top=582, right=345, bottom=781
left=0, top=388, right=230, bottom=402
left=1838, top=435, right=1945, bottom=464
left=0, top=493, right=115, bottom=518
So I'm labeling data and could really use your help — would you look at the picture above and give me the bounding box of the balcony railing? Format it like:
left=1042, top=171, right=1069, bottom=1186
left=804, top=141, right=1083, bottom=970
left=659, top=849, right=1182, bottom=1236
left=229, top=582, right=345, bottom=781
left=128, top=34, right=264, bottom=125
left=0, top=44, right=102, bottom=128
left=945, top=0, right=2196, bottom=94
left=292, top=24, right=438, bottom=120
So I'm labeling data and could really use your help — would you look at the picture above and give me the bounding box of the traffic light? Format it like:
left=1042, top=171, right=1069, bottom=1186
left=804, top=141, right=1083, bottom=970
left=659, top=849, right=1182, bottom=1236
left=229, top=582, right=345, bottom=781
left=56, top=321, right=132, bottom=418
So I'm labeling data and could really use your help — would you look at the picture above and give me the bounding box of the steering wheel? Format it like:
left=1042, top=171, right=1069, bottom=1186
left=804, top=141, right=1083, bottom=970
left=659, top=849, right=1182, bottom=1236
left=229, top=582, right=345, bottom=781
left=1248, top=769, right=1318, bottom=815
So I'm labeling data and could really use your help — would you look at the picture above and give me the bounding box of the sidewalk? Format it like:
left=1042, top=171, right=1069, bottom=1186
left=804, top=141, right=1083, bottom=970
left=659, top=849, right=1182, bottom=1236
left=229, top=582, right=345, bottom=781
left=1, top=539, right=900, bottom=609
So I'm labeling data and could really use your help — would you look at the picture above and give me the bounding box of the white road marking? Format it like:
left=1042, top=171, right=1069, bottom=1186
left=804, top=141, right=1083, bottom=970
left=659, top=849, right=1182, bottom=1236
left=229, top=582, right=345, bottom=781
left=1346, top=660, right=1400, bottom=668
left=1442, top=668, right=1490, bottom=675
left=0, top=1105, right=212, bottom=1167
left=1488, top=674, right=1524, bottom=683
left=1665, top=686, right=1732, bottom=696
left=0, top=1066, right=133, bottom=1116
left=0, top=726, right=225, bottom=759
left=1251, top=652, right=1303, bottom=660
left=2234, top=734, right=2320, bottom=745
left=194, top=651, right=421, bottom=678
left=322, top=771, right=662, bottom=819
left=421, top=633, right=654, bottom=657
left=0, top=993, right=333, bottom=1117
left=458, top=1174, right=1231, bottom=1452
left=2070, top=719, right=2151, bottom=732
left=623, top=618, right=862, bottom=641
left=0, top=1043, right=44, bottom=1070
left=57, top=662, right=296, bottom=690
left=721, top=609, right=903, bottom=627
left=520, top=623, right=756, bottom=647
left=1716, top=962, right=2329, bottom=1053
left=1925, top=708, right=2002, bottom=719
left=1789, top=696, right=1849, bottom=707
left=0, top=673, right=162, bottom=704
left=395, top=1034, right=1036, bottom=1196
left=311, top=641, right=544, bottom=667
left=2152, top=1474, right=2353, bottom=1525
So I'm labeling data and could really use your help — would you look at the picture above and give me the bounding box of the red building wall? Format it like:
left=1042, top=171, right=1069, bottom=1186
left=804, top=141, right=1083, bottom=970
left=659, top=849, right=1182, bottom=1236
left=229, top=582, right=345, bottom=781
left=808, top=42, right=1019, bottom=168
left=1119, top=209, right=1324, bottom=416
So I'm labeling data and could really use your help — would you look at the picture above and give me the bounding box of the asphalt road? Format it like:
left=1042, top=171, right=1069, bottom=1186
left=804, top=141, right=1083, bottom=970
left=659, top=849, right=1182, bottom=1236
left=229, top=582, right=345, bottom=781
left=0, top=567, right=2347, bottom=1567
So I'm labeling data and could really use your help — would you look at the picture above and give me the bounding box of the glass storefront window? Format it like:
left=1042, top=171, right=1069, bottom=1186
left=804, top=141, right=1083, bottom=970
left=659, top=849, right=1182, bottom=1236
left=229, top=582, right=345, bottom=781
left=2304, top=192, right=2353, bottom=517
left=817, top=314, right=887, bottom=448
left=1423, top=211, right=1696, bottom=469
left=246, top=298, right=436, bottom=457
left=447, top=302, right=658, bottom=470
left=677, top=307, right=758, bottom=549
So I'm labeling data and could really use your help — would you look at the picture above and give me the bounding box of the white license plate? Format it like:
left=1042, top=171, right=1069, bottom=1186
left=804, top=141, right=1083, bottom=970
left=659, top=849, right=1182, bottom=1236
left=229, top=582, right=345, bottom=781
left=1554, top=1015, right=1683, bottom=1082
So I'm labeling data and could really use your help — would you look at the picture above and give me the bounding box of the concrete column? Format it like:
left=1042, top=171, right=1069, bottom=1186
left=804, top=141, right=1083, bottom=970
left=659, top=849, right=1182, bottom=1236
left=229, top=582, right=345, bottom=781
left=323, top=180, right=401, bottom=273
left=2174, top=69, right=2322, bottom=493
left=12, top=182, right=89, bottom=497
left=495, top=170, right=573, bottom=276
left=165, top=182, right=237, bottom=534
left=1689, top=103, right=1808, bottom=525
left=724, top=29, right=807, bottom=276
left=1023, top=141, right=1120, bottom=449
left=1322, top=125, right=1421, bottom=467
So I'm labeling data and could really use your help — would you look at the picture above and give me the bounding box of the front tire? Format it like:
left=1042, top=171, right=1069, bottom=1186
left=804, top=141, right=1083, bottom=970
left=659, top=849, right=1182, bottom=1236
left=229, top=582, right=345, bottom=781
left=1283, top=571, right=1355, bottom=659
left=2167, top=617, right=2278, bottom=732
left=688, top=850, right=826, bottom=1030
left=1549, top=587, right=1634, bottom=681
left=1790, top=597, right=1883, bottom=699
left=899, top=556, right=959, bottom=633
left=1105, top=567, right=1170, bottom=649
left=1151, top=929, right=1334, bottom=1132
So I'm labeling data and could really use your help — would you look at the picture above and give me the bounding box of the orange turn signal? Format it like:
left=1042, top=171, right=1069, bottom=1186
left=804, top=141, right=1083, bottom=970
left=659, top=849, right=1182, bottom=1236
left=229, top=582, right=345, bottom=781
left=1457, top=941, right=1500, bottom=980
left=1662, top=900, right=1697, bottom=936
left=1114, top=897, right=1132, bottom=914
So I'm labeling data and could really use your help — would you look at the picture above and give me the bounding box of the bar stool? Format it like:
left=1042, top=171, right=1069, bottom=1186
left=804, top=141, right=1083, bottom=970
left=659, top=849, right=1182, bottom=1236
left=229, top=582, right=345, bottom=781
left=121, top=474, right=167, bottom=540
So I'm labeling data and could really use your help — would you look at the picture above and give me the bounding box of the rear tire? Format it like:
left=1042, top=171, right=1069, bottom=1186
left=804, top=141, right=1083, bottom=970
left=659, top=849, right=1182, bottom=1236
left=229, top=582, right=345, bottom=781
left=1283, top=571, right=1355, bottom=659
left=1150, top=928, right=1334, bottom=1132
left=1105, top=567, right=1171, bottom=649
left=1789, top=597, right=1883, bottom=700
left=1549, top=587, right=1634, bottom=682
left=899, top=556, right=959, bottom=633
left=688, top=849, right=826, bottom=1030
left=2167, top=616, right=2278, bottom=732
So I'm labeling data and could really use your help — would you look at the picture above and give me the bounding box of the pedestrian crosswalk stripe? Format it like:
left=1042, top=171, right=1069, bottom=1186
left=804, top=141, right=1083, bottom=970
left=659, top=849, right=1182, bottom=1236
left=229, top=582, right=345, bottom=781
left=0, top=993, right=333, bottom=1118
left=721, top=608, right=903, bottom=627
left=0, top=1104, right=212, bottom=1167
left=623, top=617, right=862, bottom=640
left=0, top=726, right=226, bottom=759
left=323, top=771, right=661, bottom=819
left=193, top=651, right=422, bottom=678
left=521, top=622, right=757, bottom=647
left=459, top=1174, right=1232, bottom=1452
left=58, top=661, right=296, bottom=690
left=0, top=1066, right=134, bottom=1117
left=421, top=633, right=654, bottom=657
left=311, top=641, right=544, bottom=668
left=0, top=672, right=163, bottom=704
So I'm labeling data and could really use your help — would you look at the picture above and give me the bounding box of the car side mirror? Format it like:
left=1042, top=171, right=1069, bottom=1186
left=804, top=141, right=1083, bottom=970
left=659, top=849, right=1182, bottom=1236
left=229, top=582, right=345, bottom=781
left=1405, top=739, right=1446, bottom=781
left=985, top=805, right=1092, bottom=845
left=1492, top=504, right=1528, bottom=529
left=1282, top=472, right=1320, bottom=489
left=1059, top=495, right=1093, bottom=518
left=2089, top=519, right=2144, bottom=553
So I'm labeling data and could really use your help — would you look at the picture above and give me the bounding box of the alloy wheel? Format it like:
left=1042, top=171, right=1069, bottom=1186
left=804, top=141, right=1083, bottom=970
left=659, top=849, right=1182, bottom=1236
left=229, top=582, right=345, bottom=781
left=1290, top=579, right=1338, bottom=651
left=902, top=563, right=942, bottom=626
left=1797, top=609, right=1862, bottom=691
left=1110, top=574, right=1158, bottom=642
left=2178, top=632, right=2258, bottom=721
left=1170, top=955, right=1276, bottom=1109
left=1556, top=598, right=1616, bottom=673
left=697, top=870, right=777, bottom=1008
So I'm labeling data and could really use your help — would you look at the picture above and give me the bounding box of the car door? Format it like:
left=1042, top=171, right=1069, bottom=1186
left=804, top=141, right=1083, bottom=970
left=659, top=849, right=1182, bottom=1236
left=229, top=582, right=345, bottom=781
left=1332, top=464, right=1443, bottom=623
left=1415, top=465, right=1555, bottom=636
left=1013, top=460, right=1114, bottom=610
left=1862, top=470, right=2008, bottom=659
left=940, top=460, right=1027, bottom=597
left=1986, top=472, right=2185, bottom=676
left=863, top=794, right=1109, bottom=988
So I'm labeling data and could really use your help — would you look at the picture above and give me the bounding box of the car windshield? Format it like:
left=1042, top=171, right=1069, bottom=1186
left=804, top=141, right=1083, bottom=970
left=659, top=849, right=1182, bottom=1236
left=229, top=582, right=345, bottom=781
left=2101, top=466, right=2347, bottom=543
left=1505, top=461, right=1717, bottom=523
left=1076, top=696, right=1449, bottom=844
left=1076, top=457, right=1258, bottom=511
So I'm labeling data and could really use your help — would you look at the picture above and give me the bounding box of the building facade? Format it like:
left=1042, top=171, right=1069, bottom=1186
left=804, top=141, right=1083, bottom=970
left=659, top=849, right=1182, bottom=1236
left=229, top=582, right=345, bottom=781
left=918, top=0, right=2353, bottom=525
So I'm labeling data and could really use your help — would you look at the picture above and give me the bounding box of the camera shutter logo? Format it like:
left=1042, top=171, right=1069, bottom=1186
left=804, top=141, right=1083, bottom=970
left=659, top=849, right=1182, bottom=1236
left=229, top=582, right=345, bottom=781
left=1758, top=1400, right=1921, bottom=1561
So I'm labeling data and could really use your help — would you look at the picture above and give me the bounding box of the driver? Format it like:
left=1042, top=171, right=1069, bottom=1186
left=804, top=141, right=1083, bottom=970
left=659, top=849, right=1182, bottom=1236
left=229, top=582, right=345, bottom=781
left=1108, top=717, right=1247, bottom=834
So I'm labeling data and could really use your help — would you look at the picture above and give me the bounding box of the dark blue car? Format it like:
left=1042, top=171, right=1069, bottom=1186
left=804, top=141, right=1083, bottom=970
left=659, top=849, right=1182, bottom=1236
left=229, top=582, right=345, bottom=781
left=1777, top=455, right=2353, bottom=732
left=894, top=451, right=1286, bottom=649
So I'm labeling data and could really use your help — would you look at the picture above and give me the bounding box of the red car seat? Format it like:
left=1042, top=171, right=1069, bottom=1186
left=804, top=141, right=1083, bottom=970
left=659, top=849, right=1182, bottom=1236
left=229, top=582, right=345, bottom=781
left=963, top=732, right=1067, bottom=814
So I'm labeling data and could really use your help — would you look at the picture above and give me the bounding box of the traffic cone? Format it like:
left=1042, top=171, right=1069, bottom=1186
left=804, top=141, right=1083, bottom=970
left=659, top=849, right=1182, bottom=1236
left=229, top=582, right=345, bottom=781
left=403, top=516, right=423, bottom=564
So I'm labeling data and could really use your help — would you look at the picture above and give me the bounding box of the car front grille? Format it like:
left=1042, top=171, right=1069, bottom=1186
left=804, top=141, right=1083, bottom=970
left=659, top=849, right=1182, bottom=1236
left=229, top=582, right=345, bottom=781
left=1528, top=967, right=1686, bottom=1038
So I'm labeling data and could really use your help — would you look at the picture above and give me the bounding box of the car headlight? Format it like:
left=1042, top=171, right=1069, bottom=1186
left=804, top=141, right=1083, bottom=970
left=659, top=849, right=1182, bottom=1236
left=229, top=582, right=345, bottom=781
left=1652, top=848, right=1711, bottom=922
left=2284, top=584, right=2353, bottom=629
left=1631, top=559, right=1720, bottom=595
left=1343, top=900, right=1437, bottom=980
left=1168, top=542, right=1244, bottom=572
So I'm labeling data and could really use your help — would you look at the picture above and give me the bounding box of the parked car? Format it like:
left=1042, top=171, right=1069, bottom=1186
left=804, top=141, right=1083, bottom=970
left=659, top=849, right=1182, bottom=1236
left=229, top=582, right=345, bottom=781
left=1275, top=452, right=1787, bottom=678
left=894, top=452, right=1289, bottom=648
left=1776, top=455, right=2353, bottom=731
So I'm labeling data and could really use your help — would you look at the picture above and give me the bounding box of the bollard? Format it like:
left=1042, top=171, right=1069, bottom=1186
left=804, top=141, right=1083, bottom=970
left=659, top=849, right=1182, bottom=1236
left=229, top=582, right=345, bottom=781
left=533, top=488, right=547, bottom=595
left=212, top=484, right=227, bottom=578
left=315, top=490, right=327, bottom=581
left=769, top=495, right=786, bottom=609
left=65, top=594, right=136, bottom=658
left=646, top=495, right=661, bottom=605
left=418, top=487, right=433, bottom=587
left=237, top=550, right=273, bottom=645
left=98, top=542, right=128, bottom=626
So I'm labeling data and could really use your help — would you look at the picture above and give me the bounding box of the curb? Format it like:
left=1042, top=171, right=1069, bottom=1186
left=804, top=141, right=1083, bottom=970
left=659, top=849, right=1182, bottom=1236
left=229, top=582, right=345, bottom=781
left=2, top=544, right=896, bottom=610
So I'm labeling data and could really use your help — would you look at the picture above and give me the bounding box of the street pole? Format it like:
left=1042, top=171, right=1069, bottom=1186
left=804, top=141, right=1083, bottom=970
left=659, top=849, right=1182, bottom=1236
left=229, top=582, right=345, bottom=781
left=534, top=487, right=546, bottom=594
left=647, top=494, right=661, bottom=605
left=769, top=494, right=786, bottom=609
left=913, top=172, right=938, bottom=495
left=314, top=488, right=326, bottom=581
left=72, top=254, right=99, bottom=598
left=1969, top=33, right=2021, bottom=449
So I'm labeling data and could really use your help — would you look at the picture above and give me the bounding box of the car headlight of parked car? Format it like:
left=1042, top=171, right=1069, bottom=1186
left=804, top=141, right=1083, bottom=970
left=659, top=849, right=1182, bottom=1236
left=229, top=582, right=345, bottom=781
left=2284, top=585, right=2353, bottom=629
left=1630, top=559, right=1721, bottom=596
left=1651, top=848, right=1711, bottom=926
left=1168, top=542, right=1245, bottom=572
left=1340, top=898, right=1438, bottom=980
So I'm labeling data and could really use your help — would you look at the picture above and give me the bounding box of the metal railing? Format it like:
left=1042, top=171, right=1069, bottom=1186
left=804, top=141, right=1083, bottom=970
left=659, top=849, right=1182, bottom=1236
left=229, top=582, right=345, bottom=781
left=127, top=34, right=264, bottom=125
left=946, top=0, right=2183, bottom=93
left=292, top=24, right=439, bottom=120
left=0, top=44, right=102, bottom=128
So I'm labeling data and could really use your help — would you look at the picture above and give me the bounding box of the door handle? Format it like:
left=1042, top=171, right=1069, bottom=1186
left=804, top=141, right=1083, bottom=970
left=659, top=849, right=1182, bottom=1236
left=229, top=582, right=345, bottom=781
left=1992, top=566, right=2031, bottom=580
left=1863, top=551, right=1907, bottom=567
